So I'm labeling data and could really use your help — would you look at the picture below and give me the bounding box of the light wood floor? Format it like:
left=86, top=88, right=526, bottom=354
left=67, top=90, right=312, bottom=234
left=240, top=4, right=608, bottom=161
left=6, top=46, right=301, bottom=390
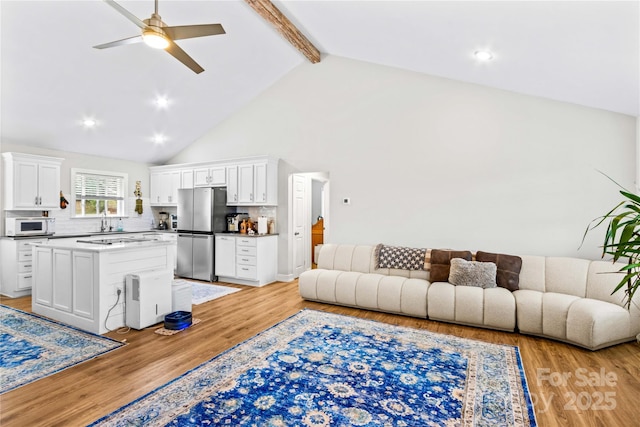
left=1, top=280, right=638, bottom=426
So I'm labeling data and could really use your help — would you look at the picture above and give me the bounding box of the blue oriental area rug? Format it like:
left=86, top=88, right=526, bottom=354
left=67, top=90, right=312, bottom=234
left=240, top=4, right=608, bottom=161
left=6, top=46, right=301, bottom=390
left=0, top=305, right=125, bottom=394
left=91, top=310, right=536, bottom=426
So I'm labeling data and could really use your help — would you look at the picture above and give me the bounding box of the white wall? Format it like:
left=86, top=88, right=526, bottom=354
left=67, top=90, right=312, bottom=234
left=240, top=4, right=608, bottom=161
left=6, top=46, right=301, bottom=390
left=170, top=55, right=636, bottom=262
left=1, top=142, right=155, bottom=234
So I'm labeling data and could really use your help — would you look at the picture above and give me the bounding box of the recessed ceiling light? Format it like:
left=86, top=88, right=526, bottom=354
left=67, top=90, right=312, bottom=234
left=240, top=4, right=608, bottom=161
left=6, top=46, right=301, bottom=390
left=155, top=96, right=169, bottom=109
left=474, top=50, right=494, bottom=61
left=153, top=134, right=167, bottom=144
left=83, top=118, right=97, bottom=128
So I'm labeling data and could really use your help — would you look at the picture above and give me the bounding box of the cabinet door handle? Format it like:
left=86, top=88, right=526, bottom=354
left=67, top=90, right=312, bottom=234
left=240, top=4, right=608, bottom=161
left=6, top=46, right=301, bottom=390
left=24, top=275, right=32, bottom=279
left=234, top=194, right=237, bottom=201
left=263, top=193, right=266, bottom=201
left=24, top=265, right=32, bottom=268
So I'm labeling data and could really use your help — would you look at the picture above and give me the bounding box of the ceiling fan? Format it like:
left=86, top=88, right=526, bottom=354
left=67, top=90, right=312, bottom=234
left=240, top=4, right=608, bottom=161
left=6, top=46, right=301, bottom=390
left=94, top=0, right=225, bottom=74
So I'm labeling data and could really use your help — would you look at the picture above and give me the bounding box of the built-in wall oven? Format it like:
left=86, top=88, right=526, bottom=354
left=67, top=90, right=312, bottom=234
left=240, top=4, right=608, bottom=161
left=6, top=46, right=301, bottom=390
left=5, top=217, right=56, bottom=237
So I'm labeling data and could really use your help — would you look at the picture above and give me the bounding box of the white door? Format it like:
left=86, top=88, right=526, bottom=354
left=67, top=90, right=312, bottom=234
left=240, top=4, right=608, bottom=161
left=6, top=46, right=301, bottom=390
left=291, top=174, right=308, bottom=278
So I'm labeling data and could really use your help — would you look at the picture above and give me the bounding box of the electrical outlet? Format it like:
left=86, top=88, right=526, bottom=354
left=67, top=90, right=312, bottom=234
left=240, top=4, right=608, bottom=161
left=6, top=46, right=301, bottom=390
left=116, top=287, right=123, bottom=296
left=342, top=197, right=351, bottom=205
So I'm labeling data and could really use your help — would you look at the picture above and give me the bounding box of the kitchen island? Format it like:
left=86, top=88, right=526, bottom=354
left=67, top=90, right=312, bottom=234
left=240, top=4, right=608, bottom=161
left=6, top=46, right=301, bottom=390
left=31, top=237, right=175, bottom=334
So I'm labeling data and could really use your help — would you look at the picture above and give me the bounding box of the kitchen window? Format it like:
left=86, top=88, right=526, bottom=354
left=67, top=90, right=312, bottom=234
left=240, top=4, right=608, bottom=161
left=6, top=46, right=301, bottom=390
left=71, top=169, right=128, bottom=217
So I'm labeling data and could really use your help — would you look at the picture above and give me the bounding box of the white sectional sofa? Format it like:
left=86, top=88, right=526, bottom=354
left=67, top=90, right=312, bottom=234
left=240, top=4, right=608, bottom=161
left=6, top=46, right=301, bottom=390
left=299, top=244, right=640, bottom=350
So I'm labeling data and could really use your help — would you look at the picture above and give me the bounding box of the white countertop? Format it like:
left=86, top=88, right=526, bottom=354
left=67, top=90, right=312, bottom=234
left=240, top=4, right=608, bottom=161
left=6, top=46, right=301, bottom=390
left=30, top=237, right=173, bottom=252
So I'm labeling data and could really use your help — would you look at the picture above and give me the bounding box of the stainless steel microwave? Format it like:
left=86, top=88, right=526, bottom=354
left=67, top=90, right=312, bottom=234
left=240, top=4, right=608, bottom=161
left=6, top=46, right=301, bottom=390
left=5, top=217, right=55, bottom=236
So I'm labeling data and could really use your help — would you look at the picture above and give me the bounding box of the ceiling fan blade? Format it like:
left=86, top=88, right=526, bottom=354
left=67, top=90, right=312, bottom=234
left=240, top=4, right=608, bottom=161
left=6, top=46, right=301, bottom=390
left=163, top=24, right=225, bottom=41
left=93, top=35, right=143, bottom=49
left=165, top=40, right=204, bottom=74
left=103, top=0, right=147, bottom=30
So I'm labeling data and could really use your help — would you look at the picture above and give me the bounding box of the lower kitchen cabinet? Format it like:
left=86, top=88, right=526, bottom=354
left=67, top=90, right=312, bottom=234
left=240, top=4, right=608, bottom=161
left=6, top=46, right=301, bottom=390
left=0, top=237, right=48, bottom=298
left=215, top=234, right=277, bottom=286
left=33, top=246, right=96, bottom=321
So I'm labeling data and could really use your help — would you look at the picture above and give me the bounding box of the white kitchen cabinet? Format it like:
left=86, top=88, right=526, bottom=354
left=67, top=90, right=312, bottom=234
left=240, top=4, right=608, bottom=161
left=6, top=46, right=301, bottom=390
left=215, top=235, right=277, bottom=286
left=194, top=166, right=226, bottom=187
left=0, top=237, right=48, bottom=298
left=2, top=152, right=63, bottom=210
left=215, top=235, right=236, bottom=278
left=53, top=249, right=73, bottom=312
left=238, top=164, right=255, bottom=203
left=33, top=246, right=95, bottom=322
left=227, top=166, right=239, bottom=204
left=33, top=245, right=53, bottom=306
left=253, top=162, right=268, bottom=204
left=226, top=158, right=277, bottom=206
left=31, top=239, right=172, bottom=334
left=150, top=169, right=181, bottom=206
left=181, top=169, right=194, bottom=189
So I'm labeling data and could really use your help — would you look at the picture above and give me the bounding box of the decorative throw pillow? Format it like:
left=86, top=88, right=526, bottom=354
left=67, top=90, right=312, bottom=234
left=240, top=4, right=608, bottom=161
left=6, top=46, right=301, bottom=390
left=475, top=251, right=523, bottom=291
left=429, top=249, right=473, bottom=282
left=375, top=244, right=427, bottom=270
left=448, top=258, right=497, bottom=288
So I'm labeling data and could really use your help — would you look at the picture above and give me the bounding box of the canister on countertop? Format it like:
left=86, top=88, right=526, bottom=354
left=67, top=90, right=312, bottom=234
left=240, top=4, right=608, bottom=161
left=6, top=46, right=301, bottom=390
left=258, top=216, right=268, bottom=234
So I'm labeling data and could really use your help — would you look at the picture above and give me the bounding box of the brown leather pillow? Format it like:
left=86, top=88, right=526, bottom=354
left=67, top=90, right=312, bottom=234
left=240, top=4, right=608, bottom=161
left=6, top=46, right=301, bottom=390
left=475, top=251, right=522, bottom=291
left=429, top=249, right=473, bottom=282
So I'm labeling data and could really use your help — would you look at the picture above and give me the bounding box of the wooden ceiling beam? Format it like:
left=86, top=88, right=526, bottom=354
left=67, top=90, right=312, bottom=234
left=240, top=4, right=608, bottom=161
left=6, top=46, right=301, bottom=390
left=244, top=0, right=321, bottom=64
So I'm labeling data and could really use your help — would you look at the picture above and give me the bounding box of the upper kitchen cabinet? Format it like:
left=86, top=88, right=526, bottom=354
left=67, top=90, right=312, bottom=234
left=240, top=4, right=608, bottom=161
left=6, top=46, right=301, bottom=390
left=2, top=152, right=63, bottom=210
left=149, top=167, right=181, bottom=206
left=194, top=166, right=226, bottom=187
left=227, top=158, right=278, bottom=206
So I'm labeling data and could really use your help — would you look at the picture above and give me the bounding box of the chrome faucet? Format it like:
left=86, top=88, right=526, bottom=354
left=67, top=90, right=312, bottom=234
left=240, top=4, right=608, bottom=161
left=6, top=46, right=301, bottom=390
left=100, top=212, right=107, bottom=232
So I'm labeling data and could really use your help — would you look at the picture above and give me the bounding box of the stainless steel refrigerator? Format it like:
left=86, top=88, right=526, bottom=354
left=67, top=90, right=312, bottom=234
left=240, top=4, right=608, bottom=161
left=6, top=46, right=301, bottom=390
left=176, top=187, right=232, bottom=281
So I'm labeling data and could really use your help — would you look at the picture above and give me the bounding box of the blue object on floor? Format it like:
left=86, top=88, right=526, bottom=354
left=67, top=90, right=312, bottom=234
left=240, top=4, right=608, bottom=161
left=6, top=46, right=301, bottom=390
left=163, top=311, right=192, bottom=331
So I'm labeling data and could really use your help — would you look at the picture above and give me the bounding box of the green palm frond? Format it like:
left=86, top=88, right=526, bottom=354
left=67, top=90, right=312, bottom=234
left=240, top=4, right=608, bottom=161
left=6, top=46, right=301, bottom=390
left=581, top=175, right=640, bottom=310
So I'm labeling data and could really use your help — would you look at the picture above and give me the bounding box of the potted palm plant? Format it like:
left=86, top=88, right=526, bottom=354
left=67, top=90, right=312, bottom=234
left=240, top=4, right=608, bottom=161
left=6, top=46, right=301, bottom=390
left=584, top=181, right=640, bottom=314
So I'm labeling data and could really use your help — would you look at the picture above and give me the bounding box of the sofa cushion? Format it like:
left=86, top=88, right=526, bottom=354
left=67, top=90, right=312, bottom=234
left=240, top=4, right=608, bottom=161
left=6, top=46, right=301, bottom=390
left=475, top=251, right=522, bottom=291
left=566, top=298, right=633, bottom=350
left=430, top=249, right=472, bottom=282
left=375, top=244, right=427, bottom=270
left=545, top=257, right=589, bottom=297
left=449, top=258, right=497, bottom=288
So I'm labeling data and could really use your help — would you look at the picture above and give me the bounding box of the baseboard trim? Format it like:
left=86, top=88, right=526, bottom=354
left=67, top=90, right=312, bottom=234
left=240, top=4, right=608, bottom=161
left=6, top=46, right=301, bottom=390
left=276, top=273, right=296, bottom=282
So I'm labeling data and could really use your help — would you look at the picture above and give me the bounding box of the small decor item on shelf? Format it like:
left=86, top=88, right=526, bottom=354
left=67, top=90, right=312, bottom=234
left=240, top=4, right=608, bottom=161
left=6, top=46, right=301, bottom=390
left=240, top=219, right=247, bottom=234
left=59, top=191, right=69, bottom=209
left=133, top=180, right=143, bottom=214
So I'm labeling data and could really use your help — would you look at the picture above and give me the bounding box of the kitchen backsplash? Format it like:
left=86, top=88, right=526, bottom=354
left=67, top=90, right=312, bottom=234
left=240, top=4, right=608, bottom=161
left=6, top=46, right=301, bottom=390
left=4, top=201, right=278, bottom=235
left=4, top=197, right=156, bottom=235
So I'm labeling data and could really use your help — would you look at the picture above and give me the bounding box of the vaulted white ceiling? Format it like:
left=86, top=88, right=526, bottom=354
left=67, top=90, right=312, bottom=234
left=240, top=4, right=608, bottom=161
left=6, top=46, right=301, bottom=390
left=1, top=1, right=638, bottom=165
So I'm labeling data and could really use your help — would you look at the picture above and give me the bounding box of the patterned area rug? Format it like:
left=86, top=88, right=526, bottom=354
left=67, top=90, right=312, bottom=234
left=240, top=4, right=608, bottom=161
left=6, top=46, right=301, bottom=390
left=0, top=305, right=125, bottom=394
left=177, top=280, right=241, bottom=305
left=90, top=310, right=536, bottom=426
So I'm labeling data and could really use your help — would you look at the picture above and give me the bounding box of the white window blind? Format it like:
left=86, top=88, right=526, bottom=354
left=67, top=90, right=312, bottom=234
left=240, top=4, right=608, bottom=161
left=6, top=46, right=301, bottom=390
left=71, top=168, right=128, bottom=217
left=75, top=172, right=124, bottom=200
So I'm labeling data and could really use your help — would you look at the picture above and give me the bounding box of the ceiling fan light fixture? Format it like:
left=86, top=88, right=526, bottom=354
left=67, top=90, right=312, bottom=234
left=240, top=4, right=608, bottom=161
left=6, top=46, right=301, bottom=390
left=143, top=29, right=169, bottom=49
